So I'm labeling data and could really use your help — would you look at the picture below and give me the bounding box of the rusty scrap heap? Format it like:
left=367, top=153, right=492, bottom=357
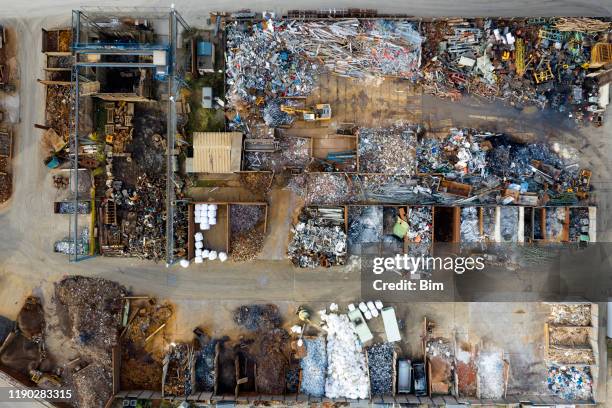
left=226, top=18, right=423, bottom=127
left=422, top=18, right=612, bottom=125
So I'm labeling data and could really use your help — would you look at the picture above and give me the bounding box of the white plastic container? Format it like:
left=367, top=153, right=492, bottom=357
left=200, top=222, right=210, bottom=231
left=208, top=250, right=218, bottom=260
left=194, top=256, right=204, bottom=264
left=195, top=248, right=202, bottom=257
left=202, top=249, right=210, bottom=259
left=209, top=217, right=217, bottom=226
left=194, top=232, right=203, bottom=242
left=200, top=204, right=208, bottom=212
left=179, top=259, right=190, bottom=268
left=218, top=252, right=228, bottom=262
left=195, top=241, right=203, bottom=249
left=371, top=308, right=379, bottom=318
left=208, top=204, right=217, bottom=211
left=364, top=310, right=373, bottom=320
left=367, top=301, right=376, bottom=312
left=359, top=302, right=368, bottom=313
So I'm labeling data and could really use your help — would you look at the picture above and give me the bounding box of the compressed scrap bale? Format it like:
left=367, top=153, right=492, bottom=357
left=300, top=337, right=327, bottom=397
left=322, top=313, right=370, bottom=399
left=366, top=342, right=394, bottom=396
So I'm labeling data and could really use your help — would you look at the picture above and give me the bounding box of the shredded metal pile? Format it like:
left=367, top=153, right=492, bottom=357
left=233, top=304, right=282, bottom=331
left=288, top=219, right=347, bottom=268
left=500, top=207, right=519, bottom=242
left=366, top=342, right=395, bottom=396
left=230, top=229, right=264, bottom=262
left=477, top=352, right=505, bottom=399
left=230, top=204, right=264, bottom=234
left=54, top=276, right=126, bottom=351
left=322, top=312, right=370, bottom=399
left=306, top=173, right=351, bottom=205
left=548, top=304, right=591, bottom=326
left=359, top=125, right=417, bottom=174
left=300, top=337, right=327, bottom=397
left=460, top=207, right=481, bottom=242
left=547, top=365, right=592, bottom=401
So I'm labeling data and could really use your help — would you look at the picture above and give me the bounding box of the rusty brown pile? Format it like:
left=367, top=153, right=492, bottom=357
left=548, top=304, right=591, bottom=326
left=549, top=326, right=590, bottom=347
left=164, top=343, right=194, bottom=397
left=252, top=328, right=290, bottom=395
left=547, top=347, right=595, bottom=365
left=121, top=300, right=173, bottom=391
left=0, top=177, right=11, bottom=202
left=55, top=276, right=126, bottom=351
left=239, top=172, right=273, bottom=196
left=45, top=85, right=72, bottom=140
left=54, top=276, right=126, bottom=408
left=230, top=230, right=264, bottom=262
left=72, top=363, right=113, bottom=408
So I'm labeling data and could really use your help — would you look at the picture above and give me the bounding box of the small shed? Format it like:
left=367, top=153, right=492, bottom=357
left=188, top=132, right=243, bottom=174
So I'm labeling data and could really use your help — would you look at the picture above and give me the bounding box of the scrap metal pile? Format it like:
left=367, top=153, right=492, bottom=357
left=288, top=208, right=347, bottom=268
left=366, top=342, right=395, bottom=396
left=300, top=337, right=327, bottom=396
left=112, top=175, right=167, bottom=261
left=422, top=18, right=612, bottom=125
left=321, top=312, right=370, bottom=399
left=358, top=125, right=417, bottom=174
left=164, top=343, right=194, bottom=397
left=546, top=303, right=594, bottom=401
left=54, top=277, right=127, bottom=408
left=225, top=18, right=422, bottom=126
left=548, top=365, right=592, bottom=400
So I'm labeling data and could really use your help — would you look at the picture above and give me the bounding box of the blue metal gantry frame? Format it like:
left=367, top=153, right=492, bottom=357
left=68, top=7, right=189, bottom=264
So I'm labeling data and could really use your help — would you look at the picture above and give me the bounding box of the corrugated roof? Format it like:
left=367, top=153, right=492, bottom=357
left=192, top=132, right=242, bottom=173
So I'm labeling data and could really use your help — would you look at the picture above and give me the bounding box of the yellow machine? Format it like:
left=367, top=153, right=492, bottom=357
left=590, top=43, right=612, bottom=69
left=515, top=39, right=526, bottom=77
left=534, top=63, right=554, bottom=84
left=573, top=169, right=592, bottom=200
left=281, top=103, right=332, bottom=121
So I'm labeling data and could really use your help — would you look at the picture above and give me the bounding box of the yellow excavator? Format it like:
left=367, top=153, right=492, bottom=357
left=280, top=103, right=332, bottom=121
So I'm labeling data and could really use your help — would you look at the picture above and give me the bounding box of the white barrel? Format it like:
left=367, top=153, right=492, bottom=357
left=195, top=241, right=203, bottom=249
left=202, top=249, right=210, bottom=259
left=200, top=222, right=209, bottom=230
left=195, top=248, right=202, bottom=257
left=209, top=217, right=217, bottom=226
left=201, top=204, right=208, bottom=212
left=218, top=252, right=228, bottom=262
left=179, top=259, right=190, bottom=268
left=194, top=256, right=204, bottom=264
left=208, top=204, right=217, bottom=211
left=194, top=232, right=203, bottom=242
left=208, top=250, right=218, bottom=260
